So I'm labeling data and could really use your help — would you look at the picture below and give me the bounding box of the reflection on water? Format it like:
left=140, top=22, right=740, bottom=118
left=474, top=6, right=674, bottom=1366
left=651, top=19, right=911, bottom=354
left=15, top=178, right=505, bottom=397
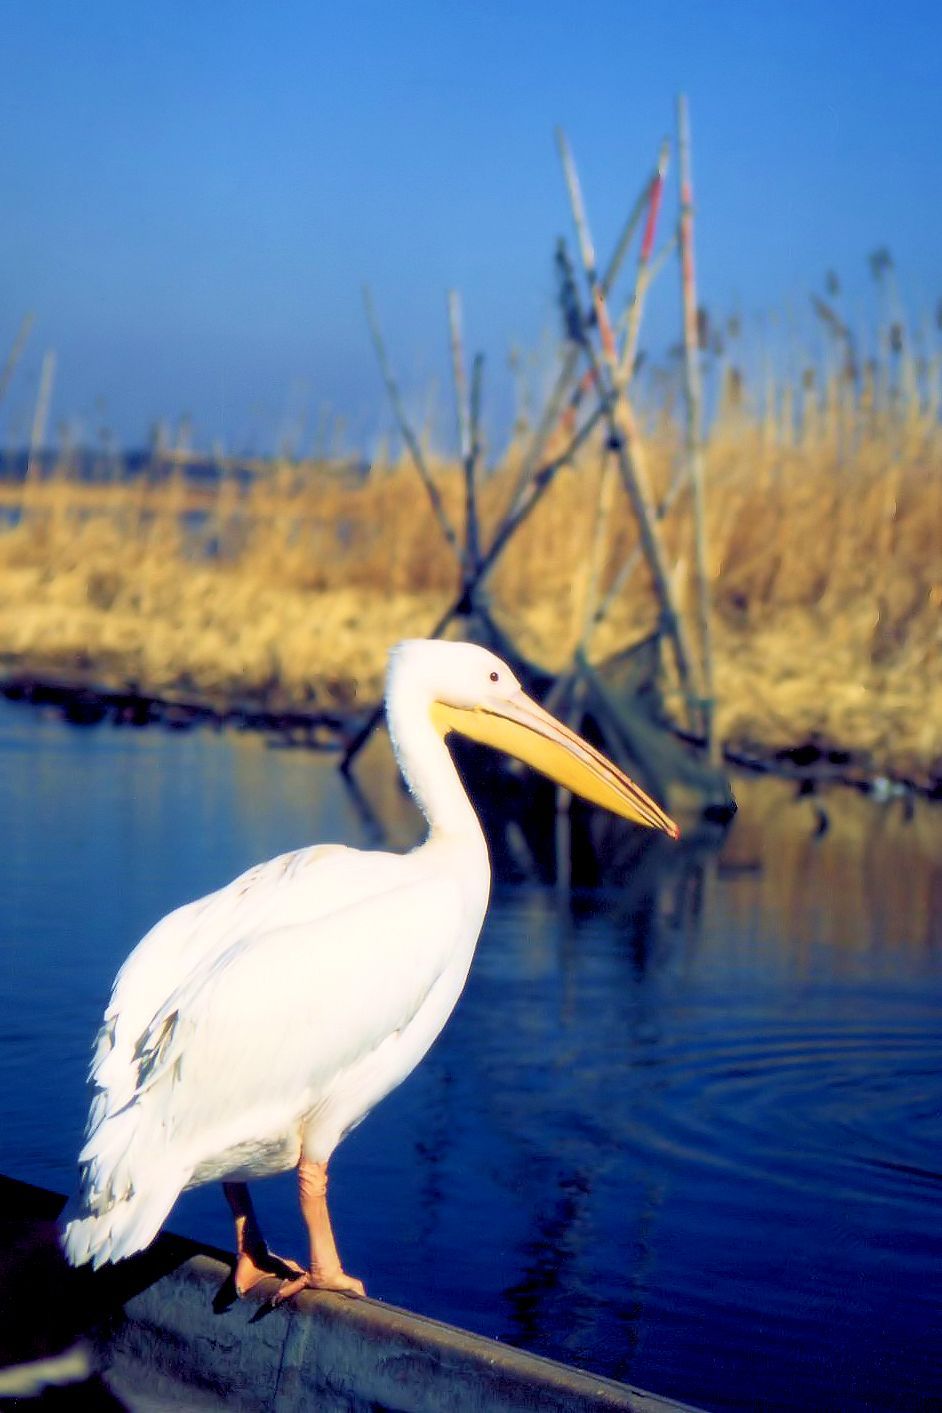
left=1, top=701, right=941, bottom=1412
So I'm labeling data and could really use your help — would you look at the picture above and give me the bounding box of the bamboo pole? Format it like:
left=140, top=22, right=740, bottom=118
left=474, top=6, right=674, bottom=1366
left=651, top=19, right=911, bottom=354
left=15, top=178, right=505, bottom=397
left=340, top=396, right=610, bottom=771
left=24, top=350, right=57, bottom=511
left=555, top=129, right=618, bottom=360
left=476, top=398, right=608, bottom=587
left=555, top=132, right=700, bottom=731
left=501, top=148, right=666, bottom=525
left=586, top=346, right=703, bottom=728
left=552, top=674, right=586, bottom=894
left=555, top=227, right=676, bottom=463
left=578, top=142, right=671, bottom=654
left=617, top=140, right=669, bottom=385
left=447, top=290, right=471, bottom=463
left=447, top=290, right=482, bottom=583
left=363, top=287, right=463, bottom=566
left=676, top=94, right=717, bottom=759
left=589, top=456, right=691, bottom=632
left=0, top=313, right=34, bottom=411
left=467, top=352, right=484, bottom=578
left=572, top=440, right=613, bottom=648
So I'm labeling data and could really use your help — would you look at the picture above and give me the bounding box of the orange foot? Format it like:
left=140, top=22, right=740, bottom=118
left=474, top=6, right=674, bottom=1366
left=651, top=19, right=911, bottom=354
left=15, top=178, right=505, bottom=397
left=271, top=1267, right=366, bottom=1306
left=234, top=1247, right=306, bottom=1299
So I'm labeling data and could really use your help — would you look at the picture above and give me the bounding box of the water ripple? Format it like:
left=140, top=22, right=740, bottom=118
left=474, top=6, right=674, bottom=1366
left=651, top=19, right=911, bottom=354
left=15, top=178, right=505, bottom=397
left=618, top=1004, right=942, bottom=1208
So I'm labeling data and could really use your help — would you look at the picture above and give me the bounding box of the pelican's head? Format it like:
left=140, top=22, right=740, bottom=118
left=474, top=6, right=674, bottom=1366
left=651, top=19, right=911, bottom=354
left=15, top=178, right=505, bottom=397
left=389, top=639, right=679, bottom=838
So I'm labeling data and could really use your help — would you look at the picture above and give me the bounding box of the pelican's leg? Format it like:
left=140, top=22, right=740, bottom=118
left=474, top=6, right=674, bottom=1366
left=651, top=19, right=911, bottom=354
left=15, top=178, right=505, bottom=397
left=223, top=1181, right=304, bottom=1297
left=271, top=1158, right=366, bottom=1304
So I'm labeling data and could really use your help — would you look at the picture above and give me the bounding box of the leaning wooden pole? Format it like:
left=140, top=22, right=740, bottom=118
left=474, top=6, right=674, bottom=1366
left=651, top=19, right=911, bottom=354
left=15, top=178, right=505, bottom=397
left=590, top=448, right=692, bottom=633
left=555, top=129, right=618, bottom=361
left=447, top=291, right=471, bottom=463
left=677, top=94, right=717, bottom=760
left=25, top=350, right=56, bottom=495
left=467, top=352, right=484, bottom=581
left=363, top=287, right=463, bottom=567
left=556, top=132, right=700, bottom=732
left=501, top=150, right=664, bottom=524
left=579, top=140, right=671, bottom=654
left=340, top=397, right=610, bottom=771
left=0, top=313, right=34, bottom=411
left=447, top=290, right=481, bottom=584
left=617, top=138, right=669, bottom=387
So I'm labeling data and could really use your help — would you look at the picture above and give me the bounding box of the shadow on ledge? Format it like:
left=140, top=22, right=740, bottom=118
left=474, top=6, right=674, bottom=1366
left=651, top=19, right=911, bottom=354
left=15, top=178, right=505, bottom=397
left=0, top=1174, right=700, bottom=1413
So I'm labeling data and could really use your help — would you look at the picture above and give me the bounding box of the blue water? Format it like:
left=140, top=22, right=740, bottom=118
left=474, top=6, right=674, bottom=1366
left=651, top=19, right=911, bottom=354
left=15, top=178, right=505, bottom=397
left=2, top=699, right=941, bottom=1411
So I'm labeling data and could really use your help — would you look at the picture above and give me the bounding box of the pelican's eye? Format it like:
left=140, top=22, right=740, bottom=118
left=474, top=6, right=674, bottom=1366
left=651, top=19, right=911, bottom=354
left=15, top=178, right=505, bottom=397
left=489, top=671, right=499, bottom=683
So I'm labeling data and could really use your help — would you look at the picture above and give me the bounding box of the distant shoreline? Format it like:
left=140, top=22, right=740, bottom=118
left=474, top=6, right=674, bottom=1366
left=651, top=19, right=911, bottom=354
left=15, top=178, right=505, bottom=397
left=0, top=661, right=347, bottom=746
left=4, top=658, right=938, bottom=802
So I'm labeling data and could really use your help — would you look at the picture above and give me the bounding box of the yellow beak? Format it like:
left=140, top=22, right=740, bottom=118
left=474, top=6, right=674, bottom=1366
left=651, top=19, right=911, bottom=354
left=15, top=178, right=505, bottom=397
left=432, top=689, right=680, bottom=838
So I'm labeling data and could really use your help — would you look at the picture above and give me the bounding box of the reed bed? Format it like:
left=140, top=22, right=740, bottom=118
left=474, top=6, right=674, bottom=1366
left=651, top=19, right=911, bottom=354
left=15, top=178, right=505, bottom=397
left=1, top=375, right=939, bottom=784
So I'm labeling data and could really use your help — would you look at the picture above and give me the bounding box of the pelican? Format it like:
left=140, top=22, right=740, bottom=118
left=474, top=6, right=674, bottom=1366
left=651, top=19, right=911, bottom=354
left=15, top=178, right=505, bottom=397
left=62, top=639, right=678, bottom=1301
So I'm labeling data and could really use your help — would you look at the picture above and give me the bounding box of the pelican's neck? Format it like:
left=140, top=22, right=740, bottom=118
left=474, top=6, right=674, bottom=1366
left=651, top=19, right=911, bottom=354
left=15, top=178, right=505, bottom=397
left=386, top=677, right=483, bottom=845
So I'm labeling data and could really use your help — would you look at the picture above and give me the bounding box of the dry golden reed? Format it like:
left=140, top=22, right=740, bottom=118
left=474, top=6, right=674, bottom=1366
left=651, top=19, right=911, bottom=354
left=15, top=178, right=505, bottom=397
left=1, top=395, right=939, bottom=783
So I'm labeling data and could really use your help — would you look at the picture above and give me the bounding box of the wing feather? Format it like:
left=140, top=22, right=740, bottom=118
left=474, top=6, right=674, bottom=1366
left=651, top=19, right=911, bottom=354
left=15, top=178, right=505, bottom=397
left=88, top=843, right=410, bottom=1117
left=83, top=870, right=462, bottom=1191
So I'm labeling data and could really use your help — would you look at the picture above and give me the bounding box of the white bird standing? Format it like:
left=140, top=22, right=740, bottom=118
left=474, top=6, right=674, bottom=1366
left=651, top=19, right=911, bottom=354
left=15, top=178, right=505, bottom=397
left=62, top=639, right=678, bottom=1302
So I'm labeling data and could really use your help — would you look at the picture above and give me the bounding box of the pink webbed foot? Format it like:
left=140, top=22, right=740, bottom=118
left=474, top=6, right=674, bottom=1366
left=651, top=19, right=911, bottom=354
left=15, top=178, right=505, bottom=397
left=223, top=1180, right=305, bottom=1299
left=233, top=1246, right=306, bottom=1299
left=271, top=1266, right=366, bottom=1306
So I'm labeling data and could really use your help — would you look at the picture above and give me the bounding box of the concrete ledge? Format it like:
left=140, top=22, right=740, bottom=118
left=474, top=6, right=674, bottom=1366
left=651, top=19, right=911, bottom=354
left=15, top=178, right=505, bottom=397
left=2, top=1175, right=699, bottom=1413
left=109, top=1250, right=700, bottom=1412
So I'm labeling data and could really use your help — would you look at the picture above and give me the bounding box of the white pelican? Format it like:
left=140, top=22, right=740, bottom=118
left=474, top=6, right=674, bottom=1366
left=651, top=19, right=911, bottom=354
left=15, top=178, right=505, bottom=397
left=62, top=639, right=678, bottom=1301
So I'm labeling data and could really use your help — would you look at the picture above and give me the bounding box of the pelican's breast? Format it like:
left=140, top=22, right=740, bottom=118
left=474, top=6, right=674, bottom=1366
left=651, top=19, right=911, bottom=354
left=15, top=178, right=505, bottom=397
left=298, top=925, right=482, bottom=1166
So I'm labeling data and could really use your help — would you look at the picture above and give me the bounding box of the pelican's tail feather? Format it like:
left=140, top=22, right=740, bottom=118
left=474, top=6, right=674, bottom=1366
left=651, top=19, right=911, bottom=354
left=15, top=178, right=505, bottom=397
left=61, top=1169, right=184, bottom=1269
left=61, top=1097, right=187, bottom=1268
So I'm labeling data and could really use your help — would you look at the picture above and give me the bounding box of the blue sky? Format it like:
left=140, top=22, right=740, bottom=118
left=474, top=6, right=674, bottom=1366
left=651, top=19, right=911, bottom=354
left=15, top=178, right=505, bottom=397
left=0, top=1, right=939, bottom=453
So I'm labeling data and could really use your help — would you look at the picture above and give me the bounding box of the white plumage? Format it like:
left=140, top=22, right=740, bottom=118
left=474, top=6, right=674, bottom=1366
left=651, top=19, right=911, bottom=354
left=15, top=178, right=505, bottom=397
left=63, top=639, right=676, bottom=1297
